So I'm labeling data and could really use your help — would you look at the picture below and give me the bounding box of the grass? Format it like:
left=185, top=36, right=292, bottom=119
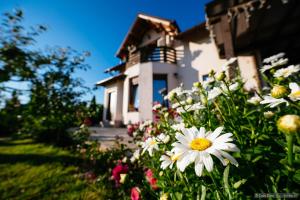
left=0, top=138, right=105, bottom=200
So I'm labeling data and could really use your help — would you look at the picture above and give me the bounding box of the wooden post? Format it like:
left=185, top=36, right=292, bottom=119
left=220, top=15, right=235, bottom=59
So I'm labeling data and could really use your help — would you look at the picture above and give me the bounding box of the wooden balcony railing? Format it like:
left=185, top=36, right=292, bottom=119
left=126, top=46, right=177, bottom=68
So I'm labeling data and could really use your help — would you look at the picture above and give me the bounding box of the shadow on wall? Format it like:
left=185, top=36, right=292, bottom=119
left=176, top=42, right=202, bottom=89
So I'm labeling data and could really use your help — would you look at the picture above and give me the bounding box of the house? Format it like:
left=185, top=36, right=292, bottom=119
left=96, top=13, right=260, bottom=127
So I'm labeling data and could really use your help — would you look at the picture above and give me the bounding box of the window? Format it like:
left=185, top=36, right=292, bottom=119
left=128, top=77, right=139, bottom=112
left=202, top=74, right=209, bottom=82
left=153, top=74, right=168, bottom=107
left=106, top=91, right=116, bottom=121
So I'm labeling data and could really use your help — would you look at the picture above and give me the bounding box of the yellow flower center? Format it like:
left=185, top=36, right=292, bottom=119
left=291, top=91, right=300, bottom=98
left=170, top=153, right=181, bottom=162
left=190, top=138, right=212, bottom=151
left=150, top=140, right=157, bottom=145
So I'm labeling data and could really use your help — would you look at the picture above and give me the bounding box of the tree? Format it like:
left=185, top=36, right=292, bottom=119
left=0, top=91, right=23, bottom=136
left=0, top=9, right=91, bottom=145
left=88, top=95, right=103, bottom=125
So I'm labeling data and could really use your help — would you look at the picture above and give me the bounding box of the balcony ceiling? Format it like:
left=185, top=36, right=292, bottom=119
left=116, top=13, right=180, bottom=58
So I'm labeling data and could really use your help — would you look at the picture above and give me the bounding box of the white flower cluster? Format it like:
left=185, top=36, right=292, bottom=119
left=261, top=52, right=288, bottom=73
left=248, top=53, right=300, bottom=108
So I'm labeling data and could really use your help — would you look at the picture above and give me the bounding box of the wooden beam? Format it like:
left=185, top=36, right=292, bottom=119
left=220, top=15, right=235, bottom=58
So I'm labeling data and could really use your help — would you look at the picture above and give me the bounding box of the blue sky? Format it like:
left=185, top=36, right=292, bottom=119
left=0, top=0, right=211, bottom=104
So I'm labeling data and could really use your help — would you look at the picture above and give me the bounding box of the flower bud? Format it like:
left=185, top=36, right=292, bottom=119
left=160, top=193, right=169, bottom=200
left=120, top=173, right=127, bottom=184
left=277, top=114, right=300, bottom=135
left=168, top=92, right=177, bottom=101
left=186, top=97, right=194, bottom=105
left=209, top=70, right=216, bottom=77
left=271, top=85, right=288, bottom=98
left=216, top=72, right=226, bottom=81
left=164, top=112, right=169, bottom=119
left=264, top=111, right=275, bottom=119
left=193, top=82, right=202, bottom=88
left=159, top=171, right=164, bottom=176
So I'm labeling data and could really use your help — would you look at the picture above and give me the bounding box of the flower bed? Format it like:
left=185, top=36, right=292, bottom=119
left=81, top=53, right=299, bottom=199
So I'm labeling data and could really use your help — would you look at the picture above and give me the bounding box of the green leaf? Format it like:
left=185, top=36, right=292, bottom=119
left=233, top=179, right=247, bottom=189
left=200, top=185, right=206, bottom=200
left=293, top=170, right=300, bottom=184
left=252, top=155, right=263, bottom=163
left=223, top=165, right=232, bottom=199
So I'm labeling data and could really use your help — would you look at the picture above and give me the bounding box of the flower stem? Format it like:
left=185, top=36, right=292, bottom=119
left=209, top=172, right=226, bottom=200
left=286, top=134, right=294, bottom=166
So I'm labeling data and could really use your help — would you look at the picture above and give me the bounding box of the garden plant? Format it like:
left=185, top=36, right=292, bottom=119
left=105, top=53, right=300, bottom=199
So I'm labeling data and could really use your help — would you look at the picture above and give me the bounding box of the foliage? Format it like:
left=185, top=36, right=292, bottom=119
left=0, top=91, right=23, bottom=136
left=0, top=9, right=96, bottom=145
left=99, top=53, right=299, bottom=199
left=87, top=96, right=103, bottom=126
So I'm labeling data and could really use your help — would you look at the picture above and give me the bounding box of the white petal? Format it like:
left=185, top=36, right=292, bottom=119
left=203, top=153, right=214, bottom=172
left=198, top=127, right=206, bottom=138
left=214, top=133, right=233, bottom=144
left=195, top=162, right=204, bottom=177
left=172, top=143, right=189, bottom=151
left=177, top=152, right=192, bottom=171
left=207, top=148, right=227, bottom=166
left=207, top=127, right=223, bottom=141
left=220, top=150, right=239, bottom=167
left=289, top=82, right=300, bottom=91
left=175, top=133, right=190, bottom=145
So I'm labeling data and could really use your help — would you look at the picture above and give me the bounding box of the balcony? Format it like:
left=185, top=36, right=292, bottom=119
left=126, top=46, right=177, bottom=68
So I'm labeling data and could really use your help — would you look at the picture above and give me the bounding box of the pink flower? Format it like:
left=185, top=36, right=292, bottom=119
left=131, top=187, right=141, bottom=200
left=84, top=171, right=97, bottom=181
left=112, top=163, right=128, bottom=187
left=145, top=169, right=159, bottom=190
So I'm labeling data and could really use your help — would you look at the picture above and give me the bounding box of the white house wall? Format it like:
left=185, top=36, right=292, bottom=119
left=123, top=64, right=140, bottom=124
left=122, top=62, right=178, bottom=124
left=175, top=37, right=227, bottom=88
left=115, top=80, right=124, bottom=125
left=139, top=62, right=153, bottom=122
left=237, top=54, right=261, bottom=90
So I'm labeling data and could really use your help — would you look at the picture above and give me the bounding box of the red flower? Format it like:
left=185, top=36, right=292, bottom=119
left=83, top=117, right=92, bottom=126
left=112, top=163, right=128, bottom=187
left=131, top=187, right=141, bottom=200
left=127, top=124, right=134, bottom=137
left=145, top=169, right=159, bottom=190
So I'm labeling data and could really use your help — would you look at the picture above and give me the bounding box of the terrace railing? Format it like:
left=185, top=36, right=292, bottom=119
left=126, top=46, right=177, bottom=68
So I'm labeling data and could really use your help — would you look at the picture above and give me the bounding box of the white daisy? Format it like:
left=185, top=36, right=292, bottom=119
left=207, top=87, right=222, bottom=100
left=160, top=150, right=183, bottom=169
left=171, top=122, right=186, bottom=132
left=202, top=77, right=215, bottom=89
left=130, top=149, right=141, bottom=163
left=260, top=58, right=288, bottom=73
left=220, top=82, right=240, bottom=92
left=172, top=126, right=239, bottom=177
left=288, top=82, right=300, bottom=101
left=221, top=57, right=237, bottom=72
left=273, top=65, right=300, bottom=78
left=260, top=95, right=289, bottom=108
left=153, top=103, right=162, bottom=111
left=176, top=102, right=205, bottom=113
left=263, top=52, right=285, bottom=63
left=141, top=137, right=159, bottom=156
left=156, top=133, right=170, bottom=144
left=247, top=94, right=262, bottom=105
